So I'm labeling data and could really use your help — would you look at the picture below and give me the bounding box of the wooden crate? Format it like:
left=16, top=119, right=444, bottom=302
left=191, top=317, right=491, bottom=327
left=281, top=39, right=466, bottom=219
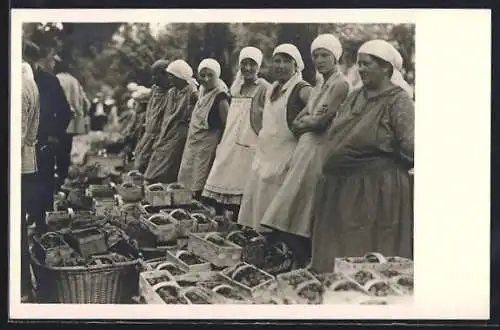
left=45, top=209, right=73, bottom=231
left=225, top=230, right=266, bottom=266
left=165, top=250, right=211, bottom=273
left=139, top=270, right=179, bottom=304
left=140, top=213, right=179, bottom=243
left=116, top=182, right=143, bottom=203
left=187, top=232, right=242, bottom=268
left=121, top=170, right=144, bottom=186
left=92, top=197, right=119, bottom=217
left=160, top=208, right=196, bottom=237
left=276, top=269, right=323, bottom=304
left=220, top=262, right=277, bottom=298
left=165, top=183, right=193, bottom=206
left=86, top=184, right=116, bottom=199
left=190, top=213, right=218, bottom=233
left=335, top=252, right=413, bottom=273
left=63, top=227, right=107, bottom=258
left=144, top=183, right=172, bottom=207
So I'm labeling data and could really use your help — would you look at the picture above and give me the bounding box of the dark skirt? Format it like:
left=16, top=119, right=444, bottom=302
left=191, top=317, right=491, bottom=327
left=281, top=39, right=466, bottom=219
left=310, top=164, right=413, bottom=273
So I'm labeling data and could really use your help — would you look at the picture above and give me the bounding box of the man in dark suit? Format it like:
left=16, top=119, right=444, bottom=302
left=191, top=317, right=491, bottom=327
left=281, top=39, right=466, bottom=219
left=28, top=41, right=73, bottom=233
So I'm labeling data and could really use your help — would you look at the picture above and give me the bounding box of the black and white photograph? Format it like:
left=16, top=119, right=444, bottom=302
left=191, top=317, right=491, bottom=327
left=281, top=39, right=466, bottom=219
left=10, top=9, right=490, bottom=320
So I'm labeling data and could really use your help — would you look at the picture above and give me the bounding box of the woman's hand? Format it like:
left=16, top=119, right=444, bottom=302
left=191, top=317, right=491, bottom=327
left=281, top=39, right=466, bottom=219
left=292, top=115, right=320, bottom=135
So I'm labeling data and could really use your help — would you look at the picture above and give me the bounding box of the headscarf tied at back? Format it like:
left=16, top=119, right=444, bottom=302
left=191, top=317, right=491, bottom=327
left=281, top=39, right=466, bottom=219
left=166, top=59, right=198, bottom=88
left=230, top=46, right=264, bottom=96
left=357, top=39, right=413, bottom=98
left=197, top=58, right=228, bottom=96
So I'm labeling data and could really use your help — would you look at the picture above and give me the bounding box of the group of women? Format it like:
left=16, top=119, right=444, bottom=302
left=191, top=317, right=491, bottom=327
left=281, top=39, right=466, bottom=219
left=133, top=33, right=414, bottom=274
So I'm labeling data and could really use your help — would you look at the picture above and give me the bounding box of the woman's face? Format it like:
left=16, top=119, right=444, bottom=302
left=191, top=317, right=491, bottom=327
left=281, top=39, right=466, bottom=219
left=272, top=53, right=296, bottom=82
left=152, top=69, right=170, bottom=89
left=198, top=67, right=218, bottom=90
left=357, top=53, right=392, bottom=89
left=240, top=58, right=259, bottom=80
left=167, top=73, right=187, bottom=89
left=312, top=48, right=336, bottom=74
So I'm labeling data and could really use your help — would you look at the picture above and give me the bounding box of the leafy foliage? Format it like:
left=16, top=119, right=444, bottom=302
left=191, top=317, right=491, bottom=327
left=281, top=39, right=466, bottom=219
left=23, top=22, right=415, bottom=104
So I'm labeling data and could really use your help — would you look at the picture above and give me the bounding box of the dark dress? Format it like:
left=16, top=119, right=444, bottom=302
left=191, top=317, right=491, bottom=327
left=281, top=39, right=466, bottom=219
left=310, top=85, right=414, bottom=273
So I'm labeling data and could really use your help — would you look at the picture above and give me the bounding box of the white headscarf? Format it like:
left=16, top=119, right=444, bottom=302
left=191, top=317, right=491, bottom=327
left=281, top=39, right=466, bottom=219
left=357, top=39, right=413, bottom=97
left=273, top=43, right=305, bottom=72
left=230, top=46, right=264, bottom=96
left=198, top=58, right=227, bottom=97
left=198, top=58, right=221, bottom=78
left=311, top=34, right=343, bottom=62
left=166, top=59, right=194, bottom=82
left=22, top=62, right=34, bottom=80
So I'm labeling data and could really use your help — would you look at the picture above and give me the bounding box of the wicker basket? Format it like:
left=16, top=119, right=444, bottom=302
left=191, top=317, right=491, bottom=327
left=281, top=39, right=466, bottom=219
left=220, top=262, right=277, bottom=298
left=144, top=183, right=172, bottom=207
left=114, top=202, right=143, bottom=225
left=388, top=274, right=414, bottom=296
left=165, top=183, right=193, bottom=206
left=116, top=182, right=143, bottom=203
left=187, top=232, right=242, bottom=268
left=31, top=249, right=141, bottom=303
left=165, top=250, right=211, bottom=273
left=211, top=284, right=253, bottom=304
left=122, top=170, right=144, bottom=186
left=211, top=216, right=239, bottom=234
left=225, top=230, right=266, bottom=266
left=31, top=232, right=77, bottom=266
left=275, top=269, right=324, bottom=304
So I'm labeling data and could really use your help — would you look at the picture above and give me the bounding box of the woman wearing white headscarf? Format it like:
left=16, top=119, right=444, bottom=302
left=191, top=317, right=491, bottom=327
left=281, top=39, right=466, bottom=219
left=237, top=43, right=312, bottom=237
left=202, top=47, right=271, bottom=216
left=178, top=58, right=230, bottom=196
left=259, top=34, right=350, bottom=268
left=310, top=39, right=414, bottom=273
left=145, top=60, right=198, bottom=183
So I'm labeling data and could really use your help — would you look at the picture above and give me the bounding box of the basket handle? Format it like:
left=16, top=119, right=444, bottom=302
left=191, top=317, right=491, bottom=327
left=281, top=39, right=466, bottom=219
left=151, top=281, right=180, bottom=292
left=364, top=252, right=387, bottom=264
left=155, top=261, right=178, bottom=271
left=212, top=284, right=234, bottom=293
left=121, top=182, right=136, bottom=189
left=295, top=279, right=321, bottom=293
left=147, top=183, right=166, bottom=191
left=166, top=182, right=186, bottom=190
left=147, top=213, right=170, bottom=224
left=127, top=170, right=142, bottom=177
left=329, top=279, right=357, bottom=291
left=204, top=232, right=223, bottom=243
left=363, top=278, right=390, bottom=292
left=231, top=264, right=254, bottom=280
left=169, top=208, right=190, bottom=219
left=108, top=182, right=117, bottom=189
left=226, top=230, right=244, bottom=242
left=39, top=232, right=63, bottom=241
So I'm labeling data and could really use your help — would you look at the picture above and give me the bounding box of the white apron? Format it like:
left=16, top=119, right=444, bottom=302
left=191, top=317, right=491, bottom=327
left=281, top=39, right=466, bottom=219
left=237, top=74, right=303, bottom=230
left=203, top=85, right=261, bottom=200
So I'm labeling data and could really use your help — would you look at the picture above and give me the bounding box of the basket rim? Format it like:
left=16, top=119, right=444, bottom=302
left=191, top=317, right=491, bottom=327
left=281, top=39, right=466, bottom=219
left=30, top=248, right=142, bottom=273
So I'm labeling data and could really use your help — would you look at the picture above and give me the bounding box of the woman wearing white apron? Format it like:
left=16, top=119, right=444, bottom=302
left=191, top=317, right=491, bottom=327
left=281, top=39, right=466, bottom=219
left=202, top=47, right=271, bottom=216
left=260, top=34, right=351, bottom=268
left=178, top=58, right=230, bottom=198
left=237, top=43, right=312, bottom=237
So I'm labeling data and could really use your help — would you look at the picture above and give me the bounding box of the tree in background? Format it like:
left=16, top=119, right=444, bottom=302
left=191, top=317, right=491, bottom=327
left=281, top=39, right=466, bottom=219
left=23, top=22, right=415, bottom=105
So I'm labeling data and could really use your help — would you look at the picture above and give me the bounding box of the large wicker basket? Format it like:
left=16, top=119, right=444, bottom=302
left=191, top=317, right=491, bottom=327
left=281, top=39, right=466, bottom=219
left=30, top=247, right=142, bottom=304
left=187, top=232, right=242, bottom=268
